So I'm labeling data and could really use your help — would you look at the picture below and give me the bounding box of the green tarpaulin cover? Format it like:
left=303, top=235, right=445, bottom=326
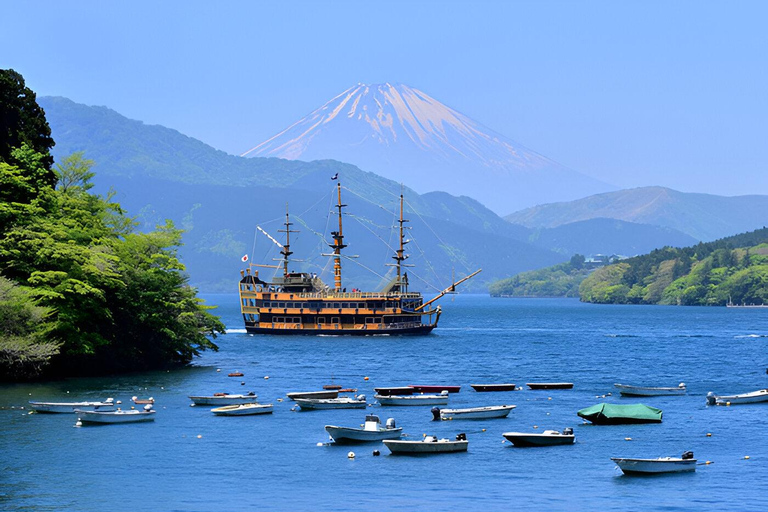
left=577, top=403, right=663, bottom=424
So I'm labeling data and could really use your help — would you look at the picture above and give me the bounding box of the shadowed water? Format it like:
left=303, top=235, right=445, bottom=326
left=1, top=295, right=767, bottom=511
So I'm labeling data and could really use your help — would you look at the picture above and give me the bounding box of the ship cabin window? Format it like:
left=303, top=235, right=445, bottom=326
left=365, top=317, right=382, bottom=324
left=331, top=317, right=340, bottom=324
left=317, top=318, right=326, bottom=324
left=342, top=302, right=350, bottom=308
left=278, top=302, right=285, bottom=308
left=333, top=302, right=341, bottom=309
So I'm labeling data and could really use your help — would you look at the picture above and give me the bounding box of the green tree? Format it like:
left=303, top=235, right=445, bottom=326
left=0, top=69, right=55, bottom=176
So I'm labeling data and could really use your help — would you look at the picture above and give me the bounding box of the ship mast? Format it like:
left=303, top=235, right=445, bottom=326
left=394, top=189, right=409, bottom=292
left=277, top=205, right=298, bottom=278
left=329, top=183, right=347, bottom=291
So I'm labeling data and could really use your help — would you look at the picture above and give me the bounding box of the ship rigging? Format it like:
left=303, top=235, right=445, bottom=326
left=238, top=182, right=480, bottom=335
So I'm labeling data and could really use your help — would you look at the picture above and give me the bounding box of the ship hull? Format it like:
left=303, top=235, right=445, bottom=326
left=244, top=324, right=435, bottom=336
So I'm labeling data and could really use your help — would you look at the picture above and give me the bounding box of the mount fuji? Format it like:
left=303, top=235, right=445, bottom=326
left=242, top=83, right=613, bottom=214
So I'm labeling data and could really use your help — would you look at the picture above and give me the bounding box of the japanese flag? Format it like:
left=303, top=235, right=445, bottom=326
left=241, top=254, right=249, bottom=262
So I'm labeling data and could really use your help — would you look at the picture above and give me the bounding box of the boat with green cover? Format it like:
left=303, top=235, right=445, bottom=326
left=577, top=403, right=662, bottom=425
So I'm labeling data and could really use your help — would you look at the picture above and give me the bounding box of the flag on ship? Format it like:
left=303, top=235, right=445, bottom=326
left=241, top=254, right=249, bottom=262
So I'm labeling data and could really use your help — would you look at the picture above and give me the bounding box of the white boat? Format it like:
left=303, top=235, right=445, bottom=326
left=611, top=452, right=697, bottom=475
left=706, top=389, right=768, bottom=405
left=189, top=393, right=259, bottom=406
left=76, top=406, right=156, bottom=424
left=383, top=433, right=468, bottom=454
left=286, top=390, right=339, bottom=400
left=614, top=383, right=686, bottom=396
left=29, top=398, right=115, bottom=414
left=376, top=390, right=449, bottom=406
left=325, top=415, right=403, bottom=443
left=503, top=428, right=575, bottom=447
left=211, top=403, right=274, bottom=416
left=294, top=395, right=367, bottom=410
left=434, top=404, right=515, bottom=420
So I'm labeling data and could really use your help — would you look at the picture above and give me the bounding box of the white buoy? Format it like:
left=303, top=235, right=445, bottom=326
left=264, top=376, right=270, bottom=380
left=347, top=451, right=355, bottom=459
left=75, top=421, right=82, bottom=427
left=317, top=442, right=324, bottom=446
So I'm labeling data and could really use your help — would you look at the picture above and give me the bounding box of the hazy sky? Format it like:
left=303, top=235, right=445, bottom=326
left=2, top=0, right=767, bottom=196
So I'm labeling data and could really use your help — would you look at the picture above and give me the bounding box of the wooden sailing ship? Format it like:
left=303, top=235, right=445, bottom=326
left=238, top=183, right=480, bottom=335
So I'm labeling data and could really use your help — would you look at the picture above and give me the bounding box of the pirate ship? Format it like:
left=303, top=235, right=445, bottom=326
left=238, top=183, right=480, bottom=335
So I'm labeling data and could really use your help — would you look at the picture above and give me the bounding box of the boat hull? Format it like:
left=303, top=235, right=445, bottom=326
left=408, top=385, right=461, bottom=393
left=325, top=426, right=403, bottom=443
left=29, top=402, right=114, bottom=414
left=526, top=383, right=574, bottom=390
left=503, top=432, right=575, bottom=447
left=383, top=439, right=468, bottom=454
left=211, top=404, right=273, bottom=416
left=710, top=389, right=768, bottom=405
left=373, top=387, right=415, bottom=396
left=286, top=391, right=339, bottom=400
left=471, top=384, right=517, bottom=392
left=611, top=458, right=697, bottom=475
left=294, top=398, right=367, bottom=410
left=439, top=405, right=515, bottom=420
left=76, top=410, right=156, bottom=424
left=614, top=384, right=686, bottom=397
left=189, top=395, right=259, bottom=406
left=376, top=395, right=449, bottom=406
left=244, top=324, right=435, bottom=336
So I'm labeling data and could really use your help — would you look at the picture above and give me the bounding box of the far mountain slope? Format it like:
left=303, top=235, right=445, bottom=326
left=506, top=187, right=768, bottom=241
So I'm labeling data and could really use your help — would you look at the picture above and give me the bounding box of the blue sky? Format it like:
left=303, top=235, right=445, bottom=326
left=2, top=0, right=767, bottom=196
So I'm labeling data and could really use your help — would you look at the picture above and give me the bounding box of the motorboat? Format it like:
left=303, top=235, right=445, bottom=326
left=614, top=383, right=686, bottom=397
left=376, top=390, right=450, bottom=406
left=408, top=385, right=461, bottom=393
left=286, top=390, right=339, bottom=400
left=29, top=398, right=114, bottom=414
left=131, top=396, right=155, bottom=404
left=433, top=405, right=515, bottom=420
left=470, top=383, right=517, bottom=392
left=189, top=392, right=259, bottom=406
left=503, top=428, right=575, bottom=447
left=526, top=382, right=574, bottom=390
left=578, top=403, right=662, bottom=424
left=383, top=433, right=468, bottom=454
left=211, top=403, right=273, bottom=416
left=706, top=389, right=768, bottom=406
left=373, top=386, right=415, bottom=396
left=294, top=395, right=367, bottom=410
left=325, top=415, right=403, bottom=443
left=612, top=451, right=697, bottom=475
left=76, top=405, right=155, bottom=424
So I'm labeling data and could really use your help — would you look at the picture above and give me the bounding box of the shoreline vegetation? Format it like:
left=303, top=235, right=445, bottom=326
left=491, top=228, right=768, bottom=306
left=1, top=69, right=224, bottom=382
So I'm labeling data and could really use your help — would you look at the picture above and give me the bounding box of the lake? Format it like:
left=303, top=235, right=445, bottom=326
left=1, top=295, right=767, bottom=511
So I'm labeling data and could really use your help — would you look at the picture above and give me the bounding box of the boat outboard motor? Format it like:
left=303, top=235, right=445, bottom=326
left=440, top=390, right=449, bottom=396
left=143, top=404, right=153, bottom=412
left=455, top=433, right=467, bottom=441
left=431, top=407, right=441, bottom=421
left=357, top=394, right=366, bottom=402
left=562, top=427, right=574, bottom=436
left=386, top=418, right=396, bottom=429
left=681, top=451, right=694, bottom=460
left=706, top=392, right=716, bottom=406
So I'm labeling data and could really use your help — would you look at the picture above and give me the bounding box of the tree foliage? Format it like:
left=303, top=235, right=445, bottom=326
left=489, top=256, right=590, bottom=298
left=578, top=229, right=768, bottom=306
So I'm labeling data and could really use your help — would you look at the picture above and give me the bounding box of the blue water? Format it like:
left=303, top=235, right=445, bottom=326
left=1, top=295, right=767, bottom=511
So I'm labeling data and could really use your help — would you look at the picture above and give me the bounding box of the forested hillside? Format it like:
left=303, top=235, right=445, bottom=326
left=579, top=228, right=768, bottom=305
left=0, top=70, right=223, bottom=380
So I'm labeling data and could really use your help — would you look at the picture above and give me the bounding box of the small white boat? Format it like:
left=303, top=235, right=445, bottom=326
left=189, top=393, right=259, bottom=406
left=376, top=390, right=449, bottom=406
left=706, top=389, right=768, bottom=406
left=325, top=415, right=403, bottom=443
left=29, top=398, right=115, bottom=414
left=383, top=433, right=468, bottom=454
left=503, top=428, right=575, bottom=447
left=612, top=452, right=697, bottom=475
left=76, top=406, right=156, bottom=424
left=286, top=390, right=339, bottom=400
left=294, top=395, right=367, bottom=410
left=211, top=403, right=273, bottom=416
left=434, top=405, right=515, bottom=420
left=614, top=383, right=686, bottom=396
